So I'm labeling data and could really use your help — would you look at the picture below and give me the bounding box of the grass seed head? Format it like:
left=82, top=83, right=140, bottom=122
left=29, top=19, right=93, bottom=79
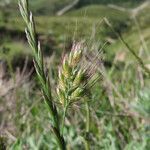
left=57, top=42, right=100, bottom=107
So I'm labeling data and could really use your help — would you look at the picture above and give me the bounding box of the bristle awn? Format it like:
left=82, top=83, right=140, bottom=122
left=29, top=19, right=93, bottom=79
left=84, top=51, right=103, bottom=75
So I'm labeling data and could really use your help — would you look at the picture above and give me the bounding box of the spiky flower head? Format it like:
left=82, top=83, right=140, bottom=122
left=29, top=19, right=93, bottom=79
left=57, top=42, right=100, bottom=107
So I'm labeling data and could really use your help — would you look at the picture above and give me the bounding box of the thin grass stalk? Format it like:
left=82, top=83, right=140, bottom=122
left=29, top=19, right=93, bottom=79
left=84, top=141, right=90, bottom=150
left=132, top=16, right=149, bottom=55
left=61, top=105, right=68, bottom=135
left=82, top=102, right=90, bottom=150
left=84, top=102, right=90, bottom=150
left=86, top=102, right=90, bottom=133
left=104, top=18, right=150, bottom=77
left=18, top=0, right=66, bottom=149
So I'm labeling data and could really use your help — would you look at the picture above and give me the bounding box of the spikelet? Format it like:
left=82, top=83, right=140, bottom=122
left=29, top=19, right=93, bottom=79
left=73, top=70, right=84, bottom=86
left=69, top=43, right=82, bottom=67
left=62, top=56, right=72, bottom=78
left=57, top=88, right=65, bottom=105
left=71, top=87, right=84, bottom=99
left=58, top=69, right=66, bottom=89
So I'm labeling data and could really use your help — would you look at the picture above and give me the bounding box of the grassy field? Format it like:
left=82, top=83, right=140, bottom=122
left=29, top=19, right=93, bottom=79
left=0, top=0, right=150, bottom=149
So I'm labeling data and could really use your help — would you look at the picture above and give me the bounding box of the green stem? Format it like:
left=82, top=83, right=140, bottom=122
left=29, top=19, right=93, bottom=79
left=84, top=102, right=90, bottom=150
left=52, top=126, right=66, bottom=150
left=86, top=102, right=90, bottom=133
left=61, top=105, right=68, bottom=136
left=83, top=140, right=90, bottom=150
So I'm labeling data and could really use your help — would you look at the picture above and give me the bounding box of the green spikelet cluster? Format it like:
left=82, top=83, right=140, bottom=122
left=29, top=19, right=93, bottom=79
left=57, top=43, right=86, bottom=107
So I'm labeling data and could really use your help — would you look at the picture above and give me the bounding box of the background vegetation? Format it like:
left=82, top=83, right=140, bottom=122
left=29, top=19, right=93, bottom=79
left=0, top=0, right=150, bottom=149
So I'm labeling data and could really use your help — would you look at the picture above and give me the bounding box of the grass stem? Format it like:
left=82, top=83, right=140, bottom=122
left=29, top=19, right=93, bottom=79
left=84, top=102, right=90, bottom=150
left=61, top=106, right=68, bottom=136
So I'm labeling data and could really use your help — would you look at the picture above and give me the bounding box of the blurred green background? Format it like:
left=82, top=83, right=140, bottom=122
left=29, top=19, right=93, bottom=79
left=0, top=0, right=150, bottom=149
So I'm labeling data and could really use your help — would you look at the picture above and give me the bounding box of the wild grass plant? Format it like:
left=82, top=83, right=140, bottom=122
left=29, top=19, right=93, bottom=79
left=19, top=0, right=101, bottom=149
